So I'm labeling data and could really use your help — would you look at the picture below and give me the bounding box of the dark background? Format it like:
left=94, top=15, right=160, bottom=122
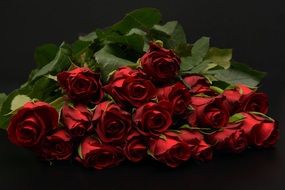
left=0, top=0, right=284, bottom=189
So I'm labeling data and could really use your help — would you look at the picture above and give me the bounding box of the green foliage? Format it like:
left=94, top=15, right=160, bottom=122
left=0, top=8, right=267, bottom=130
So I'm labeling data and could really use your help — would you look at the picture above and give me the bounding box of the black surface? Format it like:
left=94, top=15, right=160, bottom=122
left=0, top=0, right=284, bottom=190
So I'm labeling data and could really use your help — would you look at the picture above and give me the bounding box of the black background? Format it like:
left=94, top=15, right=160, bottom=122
left=0, top=0, right=285, bottom=189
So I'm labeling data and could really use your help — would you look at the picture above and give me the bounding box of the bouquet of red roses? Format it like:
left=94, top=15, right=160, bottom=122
left=0, top=8, right=279, bottom=169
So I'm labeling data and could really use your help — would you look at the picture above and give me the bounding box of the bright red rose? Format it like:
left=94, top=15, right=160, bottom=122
left=133, top=101, right=173, bottom=137
left=140, top=42, right=181, bottom=82
left=61, top=104, right=92, bottom=137
left=57, top=67, right=103, bottom=104
left=8, top=101, right=58, bottom=148
left=149, top=131, right=191, bottom=168
left=191, top=95, right=229, bottom=128
left=123, top=130, right=148, bottom=162
left=178, top=129, right=212, bottom=161
left=77, top=136, right=124, bottom=170
left=207, top=126, right=248, bottom=153
left=40, top=128, right=73, bottom=160
left=93, top=101, right=131, bottom=144
left=104, top=67, right=156, bottom=107
left=183, top=74, right=212, bottom=95
left=157, top=82, right=191, bottom=118
left=240, top=112, right=279, bottom=148
left=223, top=84, right=269, bottom=114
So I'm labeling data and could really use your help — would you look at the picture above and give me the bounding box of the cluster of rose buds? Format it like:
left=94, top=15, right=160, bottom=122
left=7, top=43, right=279, bottom=169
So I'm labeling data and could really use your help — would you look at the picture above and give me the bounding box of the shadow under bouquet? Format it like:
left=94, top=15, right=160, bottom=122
left=0, top=8, right=279, bottom=169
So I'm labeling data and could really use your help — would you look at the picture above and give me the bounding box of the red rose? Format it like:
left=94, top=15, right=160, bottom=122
left=77, top=136, right=124, bottom=170
left=223, top=84, right=269, bottom=114
left=40, top=128, right=73, bottom=160
left=240, top=112, right=279, bottom=148
left=178, top=129, right=212, bottom=161
left=191, top=95, right=229, bottom=128
left=183, top=74, right=212, bottom=95
left=140, top=42, right=181, bottom=82
left=57, top=67, right=103, bottom=104
left=133, top=101, right=172, bottom=137
left=92, top=101, right=131, bottom=144
left=123, top=130, right=148, bottom=162
left=149, top=131, right=191, bottom=168
left=157, top=82, right=191, bottom=118
left=8, top=101, right=58, bottom=148
left=61, top=104, right=92, bottom=137
left=104, top=67, right=156, bottom=107
left=207, top=125, right=248, bottom=153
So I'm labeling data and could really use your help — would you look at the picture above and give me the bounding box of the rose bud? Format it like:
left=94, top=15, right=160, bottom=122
left=207, top=126, right=248, bottom=154
left=223, top=84, right=269, bottom=114
left=240, top=112, right=279, bottom=148
left=157, top=82, right=191, bottom=118
left=183, top=74, right=212, bottom=95
left=61, top=104, right=92, bottom=137
left=140, top=42, right=181, bottom=82
left=57, top=67, right=104, bottom=104
left=92, top=101, right=131, bottom=144
left=40, top=128, right=73, bottom=160
left=123, top=130, right=148, bottom=162
left=77, top=136, right=124, bottom=170
left=104, top=67, right=156, bottom=107
left=178, top=129, right=212, bottom=161
left=191, top=95, right=229, bottom=128
left=133, top=101, right=173, bottom=137
left=149, top=131, right=191, bottom=168
left=8, top=101, right=58, bottom=148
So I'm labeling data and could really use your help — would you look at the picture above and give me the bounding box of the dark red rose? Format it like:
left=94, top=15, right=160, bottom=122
left=178, top=129, right=212, bottom=161
left=183, top=74, right=212, bottom=95
left=133, top=101, right=173, bottom=137
left=207, top=125, right=248, bottom=153
left=140, top=42, right=181, bottom=82
left=57, top=67, right=103, bottom=104
left=157, top=82, right=191, bottom=118
left=191, top=95, right=229, bottom=128
left=240, top=112, right=279, bottom=148
left=93, top=101, right=131, bottom=144
left=40, top=128, right=73, bottom=160
left=123, top=130, right=148, bottom=162
left=77, top=136, right=124, bottom=170
left=8, top=101, right=58, bottom=148
left=149, top=131, right=191, bottom=168
left=104, top=67, right=156, bottom=107
left=61, top=104, right=92, bottom=137
left=223, top=84, right=268, bottom=114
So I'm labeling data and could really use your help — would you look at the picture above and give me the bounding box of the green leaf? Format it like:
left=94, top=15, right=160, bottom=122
left=207, top=61, right=266, bottom=87
left=147, top=149, right=155, bottom=159
left=112, top=8, right=161, bottom=34
left=34, top=44, right=59, bottom=68
left=179, top=37, right=210, bottom=73
left=210, top=86, right=224, bottom=94
left=191, top=37, right=210, bottom=58
left=159, top=134, right=167, bottom=141
left=126, top=28, right=149, bottom=51
left=78, top=144, right=83, bottom=159
left=0, top=93, right=7, bottom=111
left=94, top=45, right=137, bottom=83
left=180, top=56, right=203, bottom=71
left=205, top=47, right=232, bottom=69
left=71, top=40, right=91, bottom=56
left=151, top=21, right=187, bottom=48
left=31, top=42, right=72, bottom=81
left=97, top=29, right=144, bottom=53
left=79, top=31, right=98, bottom=42
left=229, top=113, right=245, bottom=123
left=10, top=95, right=31, bottom=111
left=179, top=124, right=191, bottom=129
